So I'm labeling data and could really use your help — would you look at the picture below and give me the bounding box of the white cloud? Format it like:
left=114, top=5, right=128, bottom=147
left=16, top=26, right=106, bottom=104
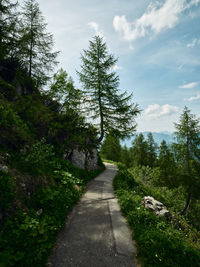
left=113, top=0, right=200, bottom=41
left=88, top=21, right=104, bottom=37
left=179, top=82, right=197, bottom=88
left=111, top=64, right=122, bottom=71
left=145, top=104, right=179, bottom=118
left=187, top=92, right=200, bottom=101
left=187, top=38, right=200, bottom=48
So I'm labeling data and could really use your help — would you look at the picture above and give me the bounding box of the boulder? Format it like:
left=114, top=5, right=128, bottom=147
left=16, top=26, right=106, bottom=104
left=86, top=149, right=99, bottom=170
left=142, top=196, right=172, bottom=219
left=0, top=165, right=8, bottom=173
left=71, top=149, right=86, bottom=169
left=69, top=147, right=100, bottom=170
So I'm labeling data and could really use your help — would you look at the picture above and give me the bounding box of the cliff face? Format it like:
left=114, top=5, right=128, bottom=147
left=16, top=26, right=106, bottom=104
left=70, top=148, right=99, bottom=170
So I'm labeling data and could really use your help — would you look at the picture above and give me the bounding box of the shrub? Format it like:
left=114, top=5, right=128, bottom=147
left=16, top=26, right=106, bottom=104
left=19, top=138, right=55, bottom=174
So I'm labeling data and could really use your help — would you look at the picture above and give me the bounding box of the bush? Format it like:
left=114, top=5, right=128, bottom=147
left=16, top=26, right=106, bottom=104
left=0, top=102, right=31, bottom=149
left=19, top=138, right=55, bottom=174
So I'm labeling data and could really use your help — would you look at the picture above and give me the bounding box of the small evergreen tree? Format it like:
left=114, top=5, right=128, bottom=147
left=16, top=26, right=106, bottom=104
left=100, top=133, right=121, bottom=162
left=130, top=133, right=148, bottom=167
left=146, top=132, right=157, bottom=167
left=174, top=106, right=200, bottom=215
left=121, top=145, right=132, bottom=167
left=18, top=0, right=59, bottom=85
left=49, top=68, right=82, bottom=112
left=77, top=36, right=140, bottom=144
left=157, top=140, right=177, bottom=187
left=0, top=0, right=18, bottom=59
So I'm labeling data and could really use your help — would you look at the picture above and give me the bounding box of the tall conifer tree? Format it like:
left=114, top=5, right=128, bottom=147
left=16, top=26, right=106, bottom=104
left=174, top=106, right=200, bottom=215
left=77, top=36, right=140, bottom=144
left=0, top=0, right=18, bottom=59
left=19, top=0, right=59, bottom=85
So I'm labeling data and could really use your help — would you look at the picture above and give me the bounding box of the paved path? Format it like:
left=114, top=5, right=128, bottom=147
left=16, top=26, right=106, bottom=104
left=47, top=163, right=137, bottom=267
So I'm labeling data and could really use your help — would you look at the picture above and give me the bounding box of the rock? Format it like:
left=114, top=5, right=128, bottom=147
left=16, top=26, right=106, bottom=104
left=142, top=196, right=172, bottom=219
left=36, top=209, right=43, bottom=216
left=0, top=165, right=8, bottom=173
left=86, top=149, right=99, bottom=170
left=70, top=147, right=100, bottom=170
left=71, top=149, right=86, bottom=169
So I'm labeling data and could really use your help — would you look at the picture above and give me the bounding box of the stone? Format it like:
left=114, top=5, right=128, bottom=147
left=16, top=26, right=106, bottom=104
left=142, top=196, right=172, bottom=219
left=71, top=149, right=86, bottom=169
left=86, top=149, right=99, bottom=170
left=70, top=147, right=100, bottom=170
left=36, top=209, right=43, bottom=216
left=0, top=165, right=8, bottom=173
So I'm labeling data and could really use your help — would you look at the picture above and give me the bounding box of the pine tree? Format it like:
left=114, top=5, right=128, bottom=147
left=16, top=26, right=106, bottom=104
left=49, top=68, right=82, bottom=112
left=157, top=140, right=177, bottom=187
left=0, top=0, right=18, bottom=59
left=146, top=132, right=157, bottom=167
left=77, top=36, right=140, bottom=144
left=18, top=0, right=59, bottom=85
left=121, top=145, right=131, bottom=167
left=100, top=133, right=121, bottom=162
left=174, top=106, right=200, bottom=215
left=130, top=133, right=148, bottom=167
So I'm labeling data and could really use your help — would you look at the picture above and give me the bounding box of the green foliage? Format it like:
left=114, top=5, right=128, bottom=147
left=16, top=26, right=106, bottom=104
left=0, top=101, right=31, bottom=149
left=120, top=145, right=132, bottom=167
left=77, top=35, right=140, bottom=143
left=0, top=0, right=19, bottom=59
left=174, top=106, right=200, bottom=214
left=49, top=68, right=82, bottom=111
left=0, top=158, right=104, bottom=267
left=114, top=164, right=200, bottom=267
left=146, top=132, right=157, bottom=167
left=156, top=140, right=177, bottom=188
left=17, top=0, right=59, bottom=85
left=19, top=138, right=55, bottom=174
left=129, top=133, right=148, bottom=167
left=0, top=171, right=15, bottom=213
left=100, top=133, right=121, bottom=162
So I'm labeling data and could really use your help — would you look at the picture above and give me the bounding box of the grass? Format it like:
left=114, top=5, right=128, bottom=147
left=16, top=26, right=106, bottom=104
left=113, top=164, right=200, bottom=267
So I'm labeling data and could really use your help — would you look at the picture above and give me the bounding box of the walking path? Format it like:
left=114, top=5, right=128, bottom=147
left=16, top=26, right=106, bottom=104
left=47, top=163, right=137, bottom=267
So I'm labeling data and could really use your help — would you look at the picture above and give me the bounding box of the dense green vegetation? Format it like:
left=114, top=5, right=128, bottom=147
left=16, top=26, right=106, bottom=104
left=102, top=108, right=200, bottom=220
left=103, top=108, right=200, bottom=266
left=0, top=0, right=140, bottom=266
left=2, top=1, right=199, bottom=266
left=114, top=164, right=200, bottom=267
left=0, top=1, right=104, bottom=266
left=0, top=156, right=103, bottom=266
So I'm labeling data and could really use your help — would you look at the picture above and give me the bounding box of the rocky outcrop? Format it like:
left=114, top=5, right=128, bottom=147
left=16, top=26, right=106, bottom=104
left=86, top=149, right=99, bottom=170
left=142, top=196, right=172, bottom=219
left=71, top=149, right=86, bottom=169
left=68, top=147, right=100, bottom=170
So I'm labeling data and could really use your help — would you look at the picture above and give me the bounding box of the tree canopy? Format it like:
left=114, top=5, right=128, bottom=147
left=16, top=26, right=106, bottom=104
left=77, top=36, right=140, bottom=144
left=174, top=106, right=200, bottom=215
left=18, top=0, right=59, bottom=85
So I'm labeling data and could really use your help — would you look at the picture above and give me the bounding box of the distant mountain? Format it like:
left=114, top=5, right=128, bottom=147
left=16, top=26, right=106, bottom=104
left=121, top=131, right=175, bottom=148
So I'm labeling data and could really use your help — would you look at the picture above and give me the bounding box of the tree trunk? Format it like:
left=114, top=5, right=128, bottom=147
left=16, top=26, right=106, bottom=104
left=97, top=129, right=104, bottom=144
left=180, top=192, right=191, bottom=215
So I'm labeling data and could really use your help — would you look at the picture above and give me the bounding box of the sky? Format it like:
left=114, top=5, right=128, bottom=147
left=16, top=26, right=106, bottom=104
left=26, top=0, right=200, bottom=132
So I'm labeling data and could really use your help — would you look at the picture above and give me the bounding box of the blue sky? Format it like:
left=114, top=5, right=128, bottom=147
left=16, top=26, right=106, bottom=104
left=36, top=0, right=200, bottom=132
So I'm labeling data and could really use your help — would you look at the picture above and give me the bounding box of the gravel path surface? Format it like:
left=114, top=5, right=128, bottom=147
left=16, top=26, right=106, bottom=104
left=47, top=163, right=137, bottom=267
